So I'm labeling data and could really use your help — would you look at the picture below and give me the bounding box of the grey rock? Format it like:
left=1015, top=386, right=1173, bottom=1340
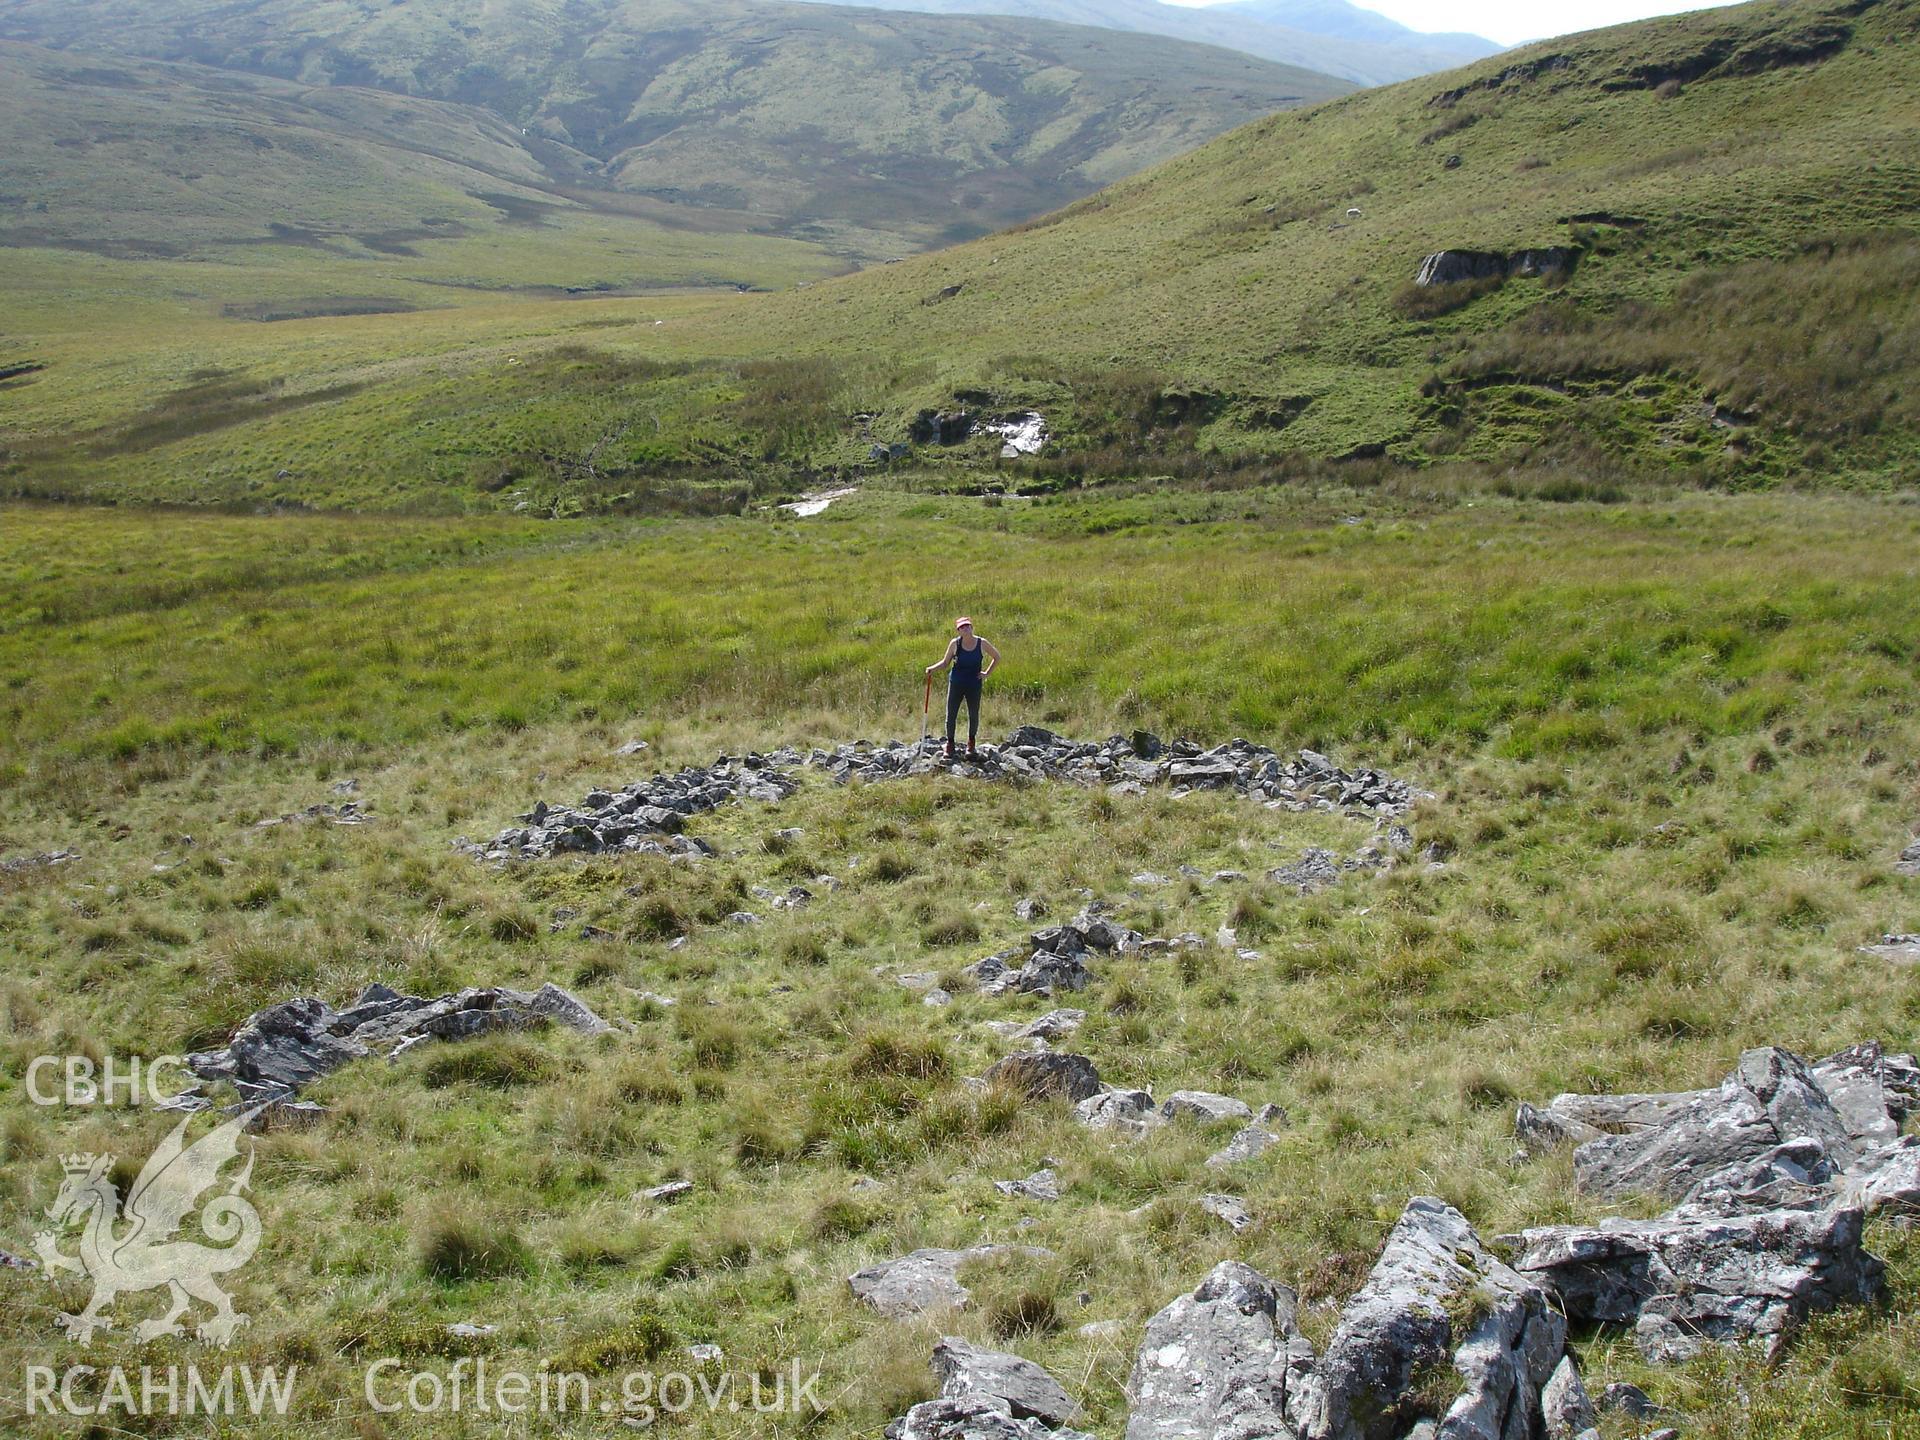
left=1124, top=1260, right=1313, bottom=1440
left=1572, top=1046, right=1861, bottom=1200
left=1076, top=1088, right=1163, bottom=1134
left=1168, top=761, right=1238, bottom=789
left=1295, top=1196, right=1563, bottom=1440
left=1540, top=1355, right=1596, bottom=1440
left=1022, top=1009, right=1087, bottom=1041
left=995, top=1169, right=1061, bottom=1202
left=188, top=982, right=607, bottom=1096
left=1859, top=933, right=1920, bottom=963
left=1840, top=1134, right=1920, bottom=1217
left=1598, top=1381, right=1659, bottom=1418
left=849, top=1245, right=1052, bottom=1319
left=1267, top=848, right=1343, bottom=893
left=446, top=1322, right=497, bottom=1339
left=1162, top=1091, right=1254, bottom=1125
left=933, top=1336, right=1080, bottom=1424
left=890, top=1396, right=1092, bottom=1440
left=1017, top=949, right=1095, bottom=995
left=1898, top=838, right=1920, bottom=876
left=1206, top=1123, right=1279, bottom=1169
left=1199, top=1194, right=1253, bottom=1232
left=724, top=911, right=762, bottom=927
left=983, top=1052, right=1103, bottom=1103
left=644, top=1180, right=694, bottom=1204
left=1013, top=898, right=1048, bottom=922
left=186, top=996, right=368, bottom=1094
left=1675, top=1138, right=1835, bottom=1217
left=1068, top=907, right=1142, bottom=953
left=1812, top=1041, right=1920, bottom=1142
left=1514, top=1204, right=1883, bottom=1361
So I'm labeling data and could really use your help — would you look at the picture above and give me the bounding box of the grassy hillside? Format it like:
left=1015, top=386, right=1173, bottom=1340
left=0, top=0, right=1349, bottom=258
left=4, top=0, right=1912, bottom=515
left=0, top=41, right=839, bottom=284
left=725, top=0, right=1920, bottom=483
left=786, top=0, right=1500, bottom=87
left=2, top=490, right=1919, bottom=1440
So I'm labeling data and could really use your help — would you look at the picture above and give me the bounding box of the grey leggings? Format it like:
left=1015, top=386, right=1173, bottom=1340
left=946, top=680, right=982, bottom=746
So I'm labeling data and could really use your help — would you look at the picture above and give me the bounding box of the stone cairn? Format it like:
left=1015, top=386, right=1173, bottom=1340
left=459, top=730, right=1422, bottom=863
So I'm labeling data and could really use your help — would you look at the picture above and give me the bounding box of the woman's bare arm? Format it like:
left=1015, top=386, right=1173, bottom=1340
left=980, top=638, right=1001, bottom=677
left=926, top=638, right=958, bottom=675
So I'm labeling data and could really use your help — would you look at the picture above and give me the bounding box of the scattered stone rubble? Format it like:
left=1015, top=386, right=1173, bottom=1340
left=862, top=1040, right=1916, bottom=1439
left=254, top=801, right=372, bottom=829
left=0, top=848, right=79, bottom=878
left=179, top=981, right=608, bottom=1104
left=459, top=752, right=801, bottom=861
left=966, top=905, right=1142, bottom=998
left=1511, top=1043, right=1910, bottom=1362
left=810, top=731, right=1420, bottom=818
left=462, top=732, right=1419, bottom=864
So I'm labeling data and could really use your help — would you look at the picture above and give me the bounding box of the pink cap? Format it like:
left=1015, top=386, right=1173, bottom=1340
left=955, top=616, right=974, bottom=629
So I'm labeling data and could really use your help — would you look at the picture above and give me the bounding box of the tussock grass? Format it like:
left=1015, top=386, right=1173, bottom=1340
left=2, top=491, right=1919, bottom=1437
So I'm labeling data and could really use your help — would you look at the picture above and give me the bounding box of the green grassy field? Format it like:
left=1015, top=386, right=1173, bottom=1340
left=2, top=488, right=1919, bottom=1436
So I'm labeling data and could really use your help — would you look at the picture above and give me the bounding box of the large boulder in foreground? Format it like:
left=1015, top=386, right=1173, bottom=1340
left=1293, top=1197, right=1566, bottom=1440
left=1125, top=1260, right=1313, bottom=1440
left=1512, top=1203, right=1883, bottom=1363
left=888, top=1338, right=1089, bottom=1440
left=934, top=1338, right=1080, bottom=1426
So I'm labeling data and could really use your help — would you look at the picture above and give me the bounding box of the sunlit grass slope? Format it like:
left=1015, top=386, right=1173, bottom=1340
left=1, top=490, right=1918, bottom=1439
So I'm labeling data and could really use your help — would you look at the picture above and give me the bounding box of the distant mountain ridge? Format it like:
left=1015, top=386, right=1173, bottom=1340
left=787, top=0, right=1501, bottom=84
left=0, top=0, right=1351, bottom=258
left=1216, top=0, right=1495, bottom=56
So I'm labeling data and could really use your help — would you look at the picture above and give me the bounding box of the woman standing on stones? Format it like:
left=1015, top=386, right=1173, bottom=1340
left=926, top=617, right=999, bottom=759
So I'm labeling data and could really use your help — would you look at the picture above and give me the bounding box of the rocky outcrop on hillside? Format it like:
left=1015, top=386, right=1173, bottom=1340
left=1510, top=1042, right=1907, bottom=1361
left=860, top=1037, right=1911, bottom=1438
left=181, top=981, right=607, bottom=1103
left=1413, top=247, right=1577, bottom=286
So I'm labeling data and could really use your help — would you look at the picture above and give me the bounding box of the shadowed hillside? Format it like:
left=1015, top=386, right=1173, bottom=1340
left=788, top=0, right=1501, bottom=86
left=0, top=0, right=1350, bottom=258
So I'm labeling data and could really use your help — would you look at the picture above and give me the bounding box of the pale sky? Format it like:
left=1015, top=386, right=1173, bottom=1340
left=1161, top=0, right=1746, bottom=47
